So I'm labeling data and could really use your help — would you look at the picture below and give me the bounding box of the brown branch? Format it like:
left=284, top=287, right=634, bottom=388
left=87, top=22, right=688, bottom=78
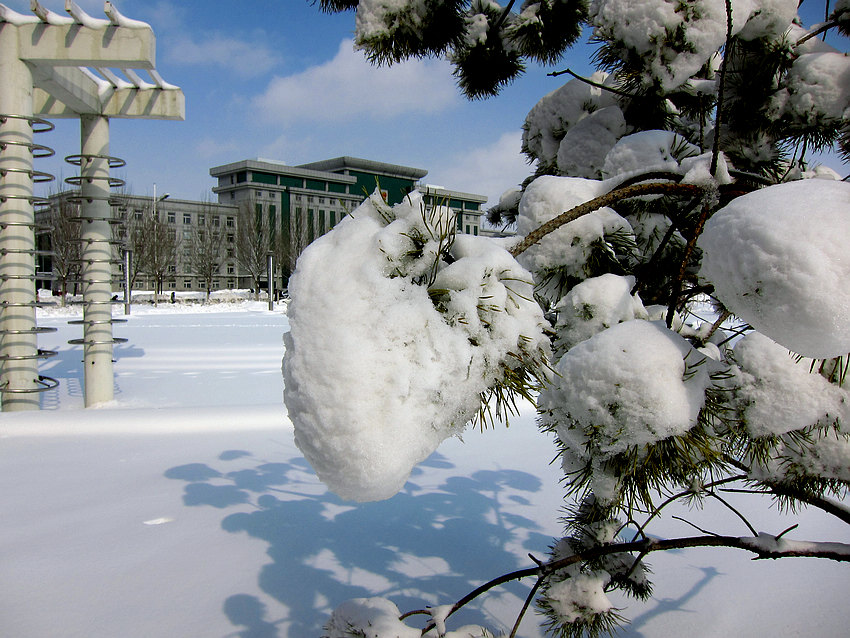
left=795, top=20, right=840, bottom=47
left=710, top=0, right=734, bottom=177
left=423, top=533, right=850, bottom=632
left=509, top=181, right=703, bottom=258
left=547, top=67, right=635, bottom=98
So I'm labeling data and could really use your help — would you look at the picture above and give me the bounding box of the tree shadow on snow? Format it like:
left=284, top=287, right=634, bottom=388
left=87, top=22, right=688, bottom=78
left=165, top=450, right=551, bottom=637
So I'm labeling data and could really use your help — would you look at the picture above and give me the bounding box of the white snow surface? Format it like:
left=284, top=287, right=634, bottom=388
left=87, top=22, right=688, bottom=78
left=2, top=304, right=849, bottom=637
left=699, top=178, right=850, bottom=358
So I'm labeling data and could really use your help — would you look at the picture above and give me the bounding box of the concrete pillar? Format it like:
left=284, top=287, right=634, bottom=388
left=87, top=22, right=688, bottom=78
left=78, top=115, right=114, bottom=406
left=0, top=23, right=39, bottom=411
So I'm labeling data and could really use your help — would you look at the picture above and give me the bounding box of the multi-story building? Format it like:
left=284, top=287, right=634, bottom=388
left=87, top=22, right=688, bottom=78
left=39, top=156, right=489, bottom=295
left=209, top=156, right=487, bottom=269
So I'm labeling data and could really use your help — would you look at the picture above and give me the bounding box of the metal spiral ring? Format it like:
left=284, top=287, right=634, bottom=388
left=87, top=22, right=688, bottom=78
left=64, top=175, right=126, bottom=188
left=0, top=167, right=54, bottom=183
left=64, top=153, right=126, bottom=169
left=0, top=375, right=60, bottom=393
left=0, top=140, right=55, bottom=158
left=0, top=114, right=55, bottom=134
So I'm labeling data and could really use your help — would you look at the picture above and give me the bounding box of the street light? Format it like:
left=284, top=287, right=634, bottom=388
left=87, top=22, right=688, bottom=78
left=152, top=182, right=170, bottom=219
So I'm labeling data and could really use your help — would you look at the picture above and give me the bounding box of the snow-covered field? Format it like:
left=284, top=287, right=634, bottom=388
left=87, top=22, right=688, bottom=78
left=2, top=303, right=847, bottom=637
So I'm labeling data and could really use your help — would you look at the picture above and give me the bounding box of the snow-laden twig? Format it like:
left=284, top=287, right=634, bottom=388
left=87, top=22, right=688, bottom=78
left=509, top=181, right=704, bottom=258
left=412, top=532, right=850, bottom=634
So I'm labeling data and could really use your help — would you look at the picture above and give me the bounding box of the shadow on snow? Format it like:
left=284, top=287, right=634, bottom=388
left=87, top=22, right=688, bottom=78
left=165, top=450, right=550, bottom=637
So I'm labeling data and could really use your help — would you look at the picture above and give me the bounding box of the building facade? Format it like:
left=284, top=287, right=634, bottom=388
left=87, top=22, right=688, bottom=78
left=40, top=156, right=488, bottom=295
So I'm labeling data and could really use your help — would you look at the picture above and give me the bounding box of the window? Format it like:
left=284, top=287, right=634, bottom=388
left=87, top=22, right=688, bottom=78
left=212, top=216, right=220, bottom=227
left=167, top=212, right=175, bottom=224
left=329, top=210, right=336, bottom=227
left=183, top=279, right=192, bottom=289
left=198, top=214, right=205, bottom=225
left=227, top=233, right=234, bottom=243
left=183, top=213, right=191, bottom=224
left=213, top=279, right=220, bottom=288
left=226, top=216, right=234, bottom=227
left=198, top=231, right=205, bottom=241
left=319, top=197, right=325, bottom=204
left=182, top=230, right=192, bottom=240
left=167, top=265, right=176, bottom=273
left=134, top=209, right=142, bottom=221
left=226, top=247, right=234, bottom=258
left=168, top=280, right=176, bottom=288
left=227, top=279, right=235, bottom=288
left=227, top=264, right=235, bottom=274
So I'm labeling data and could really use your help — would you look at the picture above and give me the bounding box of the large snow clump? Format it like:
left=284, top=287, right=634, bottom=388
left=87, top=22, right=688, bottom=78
left=283, top=190, right=548, bottom=502
left=589, top=0, right=797, bottom=90
left=732, top=332, right=850, bottom=439
left=539, top=320, right=712, bottom=502
left=699, top=179, right=850, bottom=359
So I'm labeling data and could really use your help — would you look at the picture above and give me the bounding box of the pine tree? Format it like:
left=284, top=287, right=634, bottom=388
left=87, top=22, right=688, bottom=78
left=294, top=2, right=850, bottom=636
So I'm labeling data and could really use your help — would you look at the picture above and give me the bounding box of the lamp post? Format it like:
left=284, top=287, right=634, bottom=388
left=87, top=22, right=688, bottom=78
left=152, top=183, right=170, bottom=219
left=267, top=251, right=275, bottom=311
left=150, top=184, right=169, bottom=301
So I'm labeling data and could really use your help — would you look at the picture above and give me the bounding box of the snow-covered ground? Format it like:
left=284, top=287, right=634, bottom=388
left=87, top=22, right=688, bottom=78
left=2, top=302, right=847, bottom=637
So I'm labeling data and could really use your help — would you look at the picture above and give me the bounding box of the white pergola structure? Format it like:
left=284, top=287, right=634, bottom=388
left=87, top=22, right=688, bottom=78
left=0, top=1, right=184, bottom=410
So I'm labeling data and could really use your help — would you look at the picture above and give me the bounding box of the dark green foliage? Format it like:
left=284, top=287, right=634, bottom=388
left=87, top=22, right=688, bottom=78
left=356, top=0, right=468, bottom=64
left=316, top=0, right=359, bottom=12
left=510, top=0, right=589, bottom=64
left=451, top=1, right=527, bottom=99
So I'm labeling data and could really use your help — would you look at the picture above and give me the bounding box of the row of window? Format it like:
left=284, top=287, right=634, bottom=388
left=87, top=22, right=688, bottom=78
left=130, top=209, right=237, bottom=227
left=139, top=279, right=238, bottom=290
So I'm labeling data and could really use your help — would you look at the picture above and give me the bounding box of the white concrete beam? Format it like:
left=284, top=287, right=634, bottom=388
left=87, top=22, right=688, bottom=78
left=29, top=64, right=102, bottom=114
left=33, top=84, right=184, bottom=120
left=17, top=23, right=155, bottom=68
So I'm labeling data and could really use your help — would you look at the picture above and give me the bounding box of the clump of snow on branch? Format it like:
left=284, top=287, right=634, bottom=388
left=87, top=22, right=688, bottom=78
left=602, top=130, right=699, bottom=177
left=588, top=0, right=796, bottom=91
left=553, top=274, right=648, bottom=354
left=523, top=71, right=624, bottom=176
left=545, top=572, right=613, bottom=624
left=283, top=189, right=548, bottom=502
left=514, top=175, right=633, bottom=278
left=324, top=597, right=419, bottom=638
left=732, top=332, right=850, bottom=439
left=772, top=52, right=850, bottom=127
left=539, top=320, right=712, bottom=503
left=323, top=596, right=496, bottom=638
left=699, top=179, right=850, bottom=359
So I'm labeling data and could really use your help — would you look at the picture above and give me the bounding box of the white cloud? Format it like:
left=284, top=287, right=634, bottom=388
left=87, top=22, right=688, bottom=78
left=253, top=39, right=458, bottom=123
left=168, top=32, right=281, bottom=78
left=425, top=131, right=532, bottom=208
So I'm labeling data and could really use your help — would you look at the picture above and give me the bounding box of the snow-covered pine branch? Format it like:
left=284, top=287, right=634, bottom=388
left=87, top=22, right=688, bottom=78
left=293, top=1, right=850, bottom=636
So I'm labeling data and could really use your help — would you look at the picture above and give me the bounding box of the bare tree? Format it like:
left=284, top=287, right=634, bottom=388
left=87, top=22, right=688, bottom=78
left=46, top=195, right=82, bottom=306
left=235, top=198, right=272, bottom=300
left=189, top=201, right=224, bottom=302
left=135, top=211, right=179, bottom=306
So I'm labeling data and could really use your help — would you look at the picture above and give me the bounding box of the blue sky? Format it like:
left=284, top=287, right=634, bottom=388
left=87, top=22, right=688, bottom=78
left=7, top=1, right=847, bottom=206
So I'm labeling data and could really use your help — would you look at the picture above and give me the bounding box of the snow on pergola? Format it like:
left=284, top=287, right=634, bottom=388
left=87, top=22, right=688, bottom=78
left=0, top=0, right=184, bottom=411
